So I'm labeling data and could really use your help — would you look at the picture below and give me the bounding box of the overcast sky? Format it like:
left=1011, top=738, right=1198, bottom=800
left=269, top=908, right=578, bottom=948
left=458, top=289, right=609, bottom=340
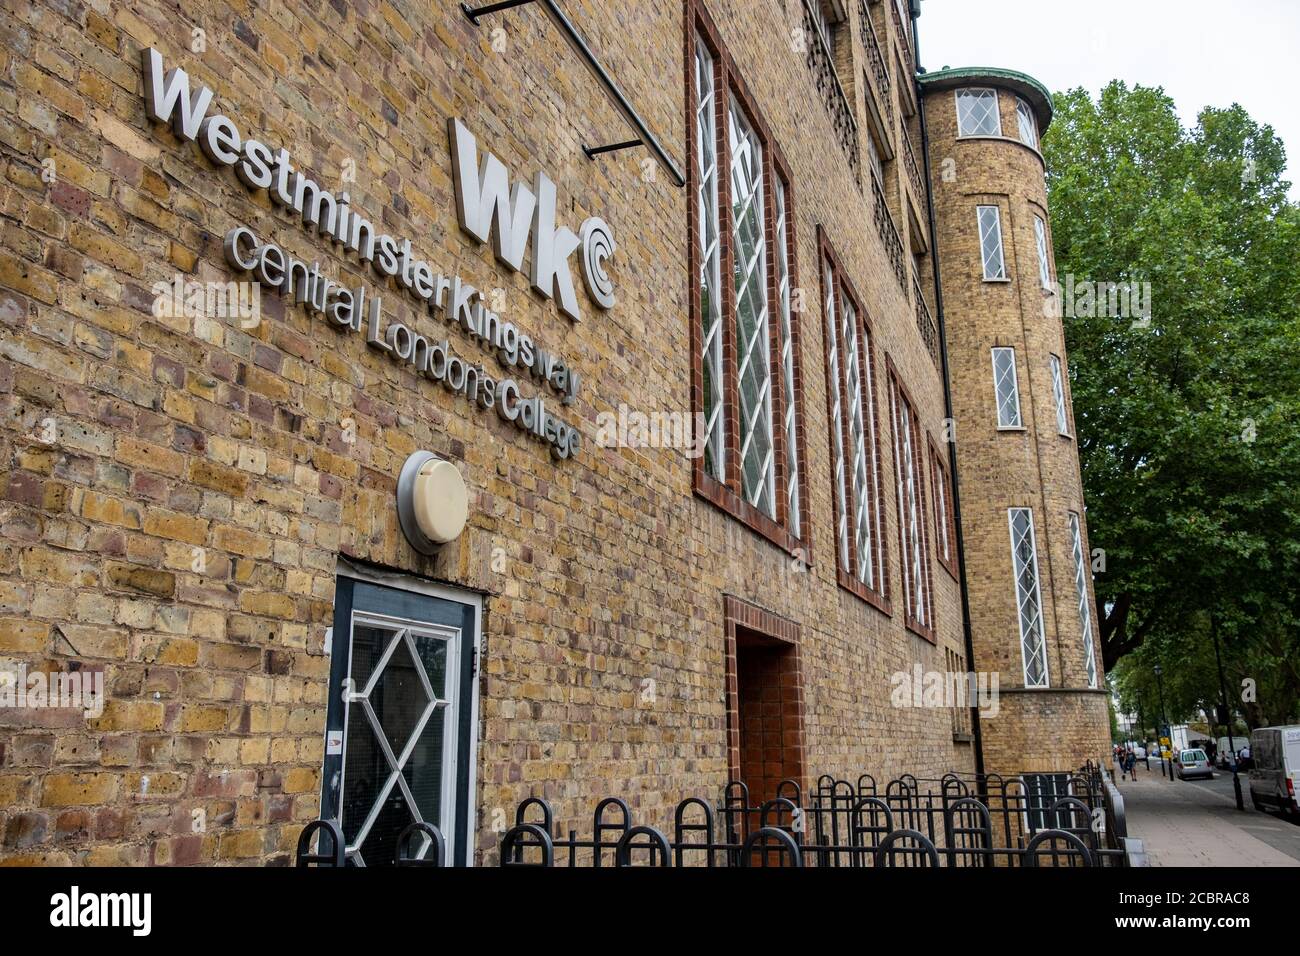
left=915, top=0, right=1300, bottom=199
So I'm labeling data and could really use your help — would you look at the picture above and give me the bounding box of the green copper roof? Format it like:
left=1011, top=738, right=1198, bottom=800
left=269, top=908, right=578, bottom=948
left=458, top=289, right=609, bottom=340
left=918, top=66, right=1054, bottom=131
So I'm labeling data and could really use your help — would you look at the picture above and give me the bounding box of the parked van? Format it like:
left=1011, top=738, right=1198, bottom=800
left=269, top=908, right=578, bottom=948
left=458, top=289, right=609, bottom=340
left=1247, top=726, right=1300, bottom=817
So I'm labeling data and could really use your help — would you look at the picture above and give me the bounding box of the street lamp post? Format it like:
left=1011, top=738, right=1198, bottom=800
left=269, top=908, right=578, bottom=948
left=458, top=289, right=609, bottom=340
left=1210, top=616, right=1245, bottom=811
left=1154, top=664, right=1171, bottom=780
left=1137, top=696, right=1150, bottom=772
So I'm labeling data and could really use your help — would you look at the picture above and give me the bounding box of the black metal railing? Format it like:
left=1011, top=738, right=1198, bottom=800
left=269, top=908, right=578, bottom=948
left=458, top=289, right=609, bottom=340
left=296, top=762, right=1138, bottom=868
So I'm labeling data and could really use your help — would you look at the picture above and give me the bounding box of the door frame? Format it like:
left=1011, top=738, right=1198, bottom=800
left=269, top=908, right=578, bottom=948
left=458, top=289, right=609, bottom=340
left=322, top=557, right=484, bottom=866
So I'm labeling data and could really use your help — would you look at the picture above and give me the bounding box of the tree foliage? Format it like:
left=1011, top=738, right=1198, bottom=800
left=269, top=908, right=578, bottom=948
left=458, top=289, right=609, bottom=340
left=1042, top=82, right=1300, bottom=727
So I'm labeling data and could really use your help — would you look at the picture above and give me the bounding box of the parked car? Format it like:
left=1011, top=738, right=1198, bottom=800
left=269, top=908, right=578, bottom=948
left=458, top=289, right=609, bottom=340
left=1248, top=726, right=1300, bottom=817
left=1175, top=748, right=1214, bottom=780
left=1131, top=744, right=1147, bottom=759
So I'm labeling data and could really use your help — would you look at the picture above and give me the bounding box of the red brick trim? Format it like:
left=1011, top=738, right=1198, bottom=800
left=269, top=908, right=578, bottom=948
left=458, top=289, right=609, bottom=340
left=685, top=1, right=811, bottom=563
left=818, top=227, right=891, bottom=616
left=722, top=594, right=804, bottom=790
left=885, top=353, right=936, bottom=643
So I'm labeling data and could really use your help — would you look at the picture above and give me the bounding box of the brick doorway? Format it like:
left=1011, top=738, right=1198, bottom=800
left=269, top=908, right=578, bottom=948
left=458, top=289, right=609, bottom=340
left=724, top=596, right=804, bottom=805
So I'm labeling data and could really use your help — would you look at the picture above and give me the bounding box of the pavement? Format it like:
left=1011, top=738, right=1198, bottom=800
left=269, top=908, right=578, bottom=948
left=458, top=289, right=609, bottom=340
left=1112, top=758, right=1300, bottom=866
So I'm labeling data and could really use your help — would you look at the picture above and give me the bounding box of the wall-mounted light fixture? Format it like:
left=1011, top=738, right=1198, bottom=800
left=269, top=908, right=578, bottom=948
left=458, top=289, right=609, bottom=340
left=397, top=451, right=469, bottom=554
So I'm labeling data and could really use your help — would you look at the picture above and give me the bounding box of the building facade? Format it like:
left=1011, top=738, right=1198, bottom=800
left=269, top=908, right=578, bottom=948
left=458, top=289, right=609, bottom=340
left=0, top=0, right=1106, bottom=866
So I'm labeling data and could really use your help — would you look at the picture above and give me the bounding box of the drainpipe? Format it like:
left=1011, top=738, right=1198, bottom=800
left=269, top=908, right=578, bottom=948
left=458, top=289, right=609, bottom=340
left=910, top=2, right=986, bottom=780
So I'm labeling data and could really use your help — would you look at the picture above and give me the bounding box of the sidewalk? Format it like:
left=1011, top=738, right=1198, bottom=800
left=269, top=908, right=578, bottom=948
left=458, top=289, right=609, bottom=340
left=1115, top=764, right=1300, bottom=866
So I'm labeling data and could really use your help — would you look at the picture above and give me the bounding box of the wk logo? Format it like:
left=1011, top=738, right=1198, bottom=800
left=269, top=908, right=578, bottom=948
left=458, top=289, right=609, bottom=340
left=449, top=118, right=613, bottom=323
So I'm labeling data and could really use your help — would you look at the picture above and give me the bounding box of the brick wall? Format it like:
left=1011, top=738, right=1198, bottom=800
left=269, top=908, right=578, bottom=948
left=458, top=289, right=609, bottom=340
left=1, top=0, right=986, bottom=866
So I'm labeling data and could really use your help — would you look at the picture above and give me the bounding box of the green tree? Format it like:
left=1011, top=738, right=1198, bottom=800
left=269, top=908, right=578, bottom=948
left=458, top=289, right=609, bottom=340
left=1042, top=82, right=1300, bottom=724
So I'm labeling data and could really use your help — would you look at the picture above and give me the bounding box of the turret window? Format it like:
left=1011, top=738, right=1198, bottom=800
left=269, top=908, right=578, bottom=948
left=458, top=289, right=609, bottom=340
left=992, top=347, right=1022, bottom=429
left=1033, top=214, right=1052, bottom=289
left=956, top=88, right=1000, bottom=137
left=1008, top=508, right=1049, bottom=688
left=977, top=205, right=1006, bottom=280
left=1068, top=511, right=1099, bottom=689
left=1050, top=353, right=1070, bottom=436
left=1016, top=96, right=1039, bottom=150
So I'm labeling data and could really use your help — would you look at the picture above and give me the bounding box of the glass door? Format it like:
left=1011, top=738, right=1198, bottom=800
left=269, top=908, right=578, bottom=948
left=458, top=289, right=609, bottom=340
left=321, top=576, right=479, bottom=866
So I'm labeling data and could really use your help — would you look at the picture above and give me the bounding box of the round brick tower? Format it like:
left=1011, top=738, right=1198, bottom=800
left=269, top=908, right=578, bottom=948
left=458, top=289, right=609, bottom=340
left=920, top=68, right=1110, bottom=776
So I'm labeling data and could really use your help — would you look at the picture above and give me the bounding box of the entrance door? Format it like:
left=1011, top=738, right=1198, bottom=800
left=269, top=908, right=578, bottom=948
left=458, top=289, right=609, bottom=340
left=734, top=629, right=803, bottom=805
left=321, top=575, right=479, bottom=866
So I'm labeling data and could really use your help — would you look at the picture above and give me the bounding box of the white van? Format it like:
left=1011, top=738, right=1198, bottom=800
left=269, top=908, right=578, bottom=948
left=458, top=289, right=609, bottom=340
left=1247, top=726, right=1300, bottom=817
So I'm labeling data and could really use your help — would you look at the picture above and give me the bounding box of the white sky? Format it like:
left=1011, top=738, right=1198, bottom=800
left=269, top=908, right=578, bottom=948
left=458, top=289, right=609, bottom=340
left=915, top=0, right=1300, bottom=199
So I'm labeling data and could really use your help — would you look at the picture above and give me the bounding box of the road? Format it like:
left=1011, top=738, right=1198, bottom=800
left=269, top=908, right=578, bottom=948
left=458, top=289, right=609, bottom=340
left=1114, top=759, right=1300, bottom=866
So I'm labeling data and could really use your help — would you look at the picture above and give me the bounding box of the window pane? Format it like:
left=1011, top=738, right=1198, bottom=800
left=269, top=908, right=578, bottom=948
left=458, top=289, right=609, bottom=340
left=932, top=450, right=950, bottom=563
left=729, top=103, right=774, bottom=517
left=774, top=180, right=800, bottom=538
left=694, top=42, right=725, bottom=480
left=1034, top=215, right=1052, bottom=289
left=342, top=625, right=453, bottom=867
left=1009, top=509, right=1049, bottom=687
left=825, top=265, right=851, bottom=571
left=1017, top=97, right=1039, bottom=150
left=1050, top=353, right=1069, bottom=435
left=992, top=347, right=1022, bottom=428
left=1069, top=512, right=1099, bottom=688
left=957, top=88, right=1001, bottom=136
left=978, top=205, right=1005, bottom=280
left=844, top=297, right=875, bottom=588
left=890, top=384, right=911, bottom=614
left=890, top=377, right=928, bottom=628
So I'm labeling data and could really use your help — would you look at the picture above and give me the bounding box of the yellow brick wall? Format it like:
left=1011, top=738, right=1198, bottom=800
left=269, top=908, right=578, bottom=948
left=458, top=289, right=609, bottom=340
left=0, top=0, right=1086, bottom=867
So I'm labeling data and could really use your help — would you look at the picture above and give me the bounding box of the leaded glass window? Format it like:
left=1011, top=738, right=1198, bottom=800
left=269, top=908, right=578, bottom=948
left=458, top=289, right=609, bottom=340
left=774, top=179, right=800, bottom=537
left=694, top=41, right=725, bottom=479
left=1050, top=353, right=1070, bottom=436
left=824, top=255, right=885, bottom=598
left=992, top=347, right=1022, bottom=429
left=688, top=23, right=806, bottom=549
left=891, top=373, right=931, bottom=631
left=957, top=88, right=1001, bottom=136
left=978, top=205, right=1006, bottom=281
left=825, top=263, right=851, bottom=572
left=1069, top=511, right=1099, bottom=688
left=729, top=103, right=775, bottom=516
left=1016, top=96, right=1039, bottom=150
left=1034, top=214, right=1052, bottom=289
left=1009, top=508, right=1049, bottom=687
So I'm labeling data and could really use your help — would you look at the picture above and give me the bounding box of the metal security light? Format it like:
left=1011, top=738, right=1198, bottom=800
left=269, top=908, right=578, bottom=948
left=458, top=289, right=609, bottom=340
left=460, top=0, right=686, bottom=187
